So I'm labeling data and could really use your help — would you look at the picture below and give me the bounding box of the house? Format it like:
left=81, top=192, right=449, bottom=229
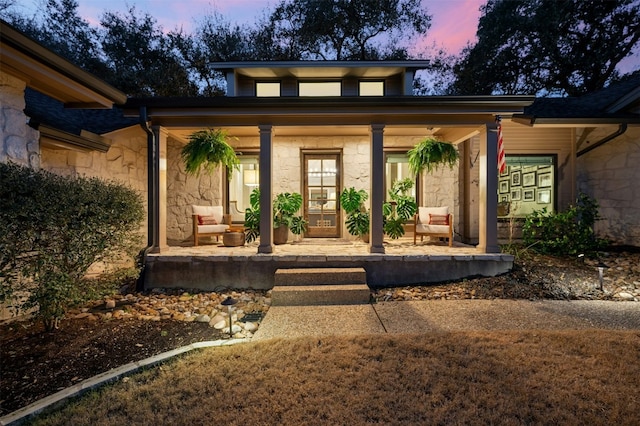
left=3, top=19, right=638, bottom=290
left=514, top=75, right=640, bottom=248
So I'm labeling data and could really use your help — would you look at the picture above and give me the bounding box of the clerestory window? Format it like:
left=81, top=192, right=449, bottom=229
left=299, top=81, right=341, bottom=96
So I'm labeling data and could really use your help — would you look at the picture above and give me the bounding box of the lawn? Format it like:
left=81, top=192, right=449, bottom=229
left=31, top=330, right=640, bottom=425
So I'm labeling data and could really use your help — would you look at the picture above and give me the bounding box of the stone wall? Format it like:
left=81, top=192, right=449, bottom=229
left=166, top=136, right=226, bottom=244
left=40, top=126, right=148, bottom=242
left=577, top=127, right=640, bottom=247
left=0, top=71, right=40, bottom=168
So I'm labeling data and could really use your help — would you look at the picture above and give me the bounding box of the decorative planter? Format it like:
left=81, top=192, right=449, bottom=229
left=274, top=225, right=289, bottom=245
left=223, top=230, right=245, bottom=247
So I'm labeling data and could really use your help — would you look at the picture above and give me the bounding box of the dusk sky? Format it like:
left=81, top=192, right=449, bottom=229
left=19, top=0, right=486, bottom=57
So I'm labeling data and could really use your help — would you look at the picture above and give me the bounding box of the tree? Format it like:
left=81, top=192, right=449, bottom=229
left=450, top=0, right=640, bottom=96
left=170, top=11, right=254, bottom=96
left=99, top=7, right=198, bottom=97
left=2, top=0, right=108, bottom=77
left=257, top=0, right=432, bottom=60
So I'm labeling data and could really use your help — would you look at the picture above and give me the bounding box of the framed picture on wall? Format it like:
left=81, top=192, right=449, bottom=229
left=511, top=188, right=522, bottom=201
left=511, top=170, right=521, bottom=186
left=499, top=180, right=509, bottom=193
left=523, top=188, right=535, bottom=201
left=501, top=195, right=509, bottom=202
left=538, top=172, right=552, bottom=188
left=523, top=172, right=536, bottom=187
left=500, top=165, right=509, bottom=177
left=537, top=189, right=551, bottom=204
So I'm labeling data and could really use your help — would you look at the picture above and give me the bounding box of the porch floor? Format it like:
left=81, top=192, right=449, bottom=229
left=144, top=236, right=514, bottom=291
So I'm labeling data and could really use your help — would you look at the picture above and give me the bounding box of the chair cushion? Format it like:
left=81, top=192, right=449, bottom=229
left=198, top=224, right=229, bottom=234
left=418, top=207, right=449, bottom=224
left=416, top=224, right=450, bottom=234
left=192, top=205, right=223, bottom=223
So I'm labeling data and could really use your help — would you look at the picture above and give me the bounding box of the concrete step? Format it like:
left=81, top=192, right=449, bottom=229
left=272, top=267, right=370, bottom=306
left=271, top=284, right=371, bottom=306
left=274, top=267, right=366, bottom=286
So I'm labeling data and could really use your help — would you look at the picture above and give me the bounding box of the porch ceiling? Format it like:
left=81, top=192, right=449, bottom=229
left=168, top=124, right=479, bottom=145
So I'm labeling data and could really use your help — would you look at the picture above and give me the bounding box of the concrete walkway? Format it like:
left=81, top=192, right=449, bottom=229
left=252, top=300, right=640, bottom=340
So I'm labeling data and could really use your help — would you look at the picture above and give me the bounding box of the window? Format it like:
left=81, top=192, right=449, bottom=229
left=299, top=81, right=341, bottom=96
left=359, top=81, right=384, bottom=96
left=498, top=155, right=556, bottom=217
left=256, top=82, right=280, bottom=97
left=228, top=155, right=259, bottom=223
left=385, top=152, right=415, bottom=201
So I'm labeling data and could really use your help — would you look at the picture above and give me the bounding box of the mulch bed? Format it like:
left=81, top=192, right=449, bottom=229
left=0, top=319, right=222, bottom=416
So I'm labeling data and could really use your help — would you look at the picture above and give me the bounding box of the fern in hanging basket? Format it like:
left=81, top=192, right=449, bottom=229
left=181, top=129, right=239, bottom=179
left=408, top=137, right=459, bottom=175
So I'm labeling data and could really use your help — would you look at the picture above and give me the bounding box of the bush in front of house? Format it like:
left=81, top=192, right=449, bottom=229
left=0, top=162, right=144, bottom=330
left=522, top=192, right=607, bottom=257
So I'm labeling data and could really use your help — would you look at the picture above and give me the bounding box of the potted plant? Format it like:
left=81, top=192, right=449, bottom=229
left=383, top=178, right=417, bottom=239
left=243, top=189, right=307, bottom=244
left=408, top=137, right=459, bottom=176
left=340, top=187, right=370, bottom=242
left=273, top=191, right=307, bottom=244
left=180, top=128, right=239, bottom=179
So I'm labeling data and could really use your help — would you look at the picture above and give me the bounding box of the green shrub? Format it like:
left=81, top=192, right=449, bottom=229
left=0, top=163, right=144, bottom=330
left=522, top=192, right=607, bottom=257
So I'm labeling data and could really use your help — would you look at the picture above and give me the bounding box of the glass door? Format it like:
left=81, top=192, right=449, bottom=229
left=304, top=153, right=340, bottom=238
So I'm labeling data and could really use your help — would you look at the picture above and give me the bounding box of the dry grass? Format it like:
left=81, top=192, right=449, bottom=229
left=33, top=331, right=639, bottom=426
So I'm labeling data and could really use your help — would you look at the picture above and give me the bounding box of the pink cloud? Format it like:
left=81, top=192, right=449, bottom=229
left=413, top=0, right=484, bottom=56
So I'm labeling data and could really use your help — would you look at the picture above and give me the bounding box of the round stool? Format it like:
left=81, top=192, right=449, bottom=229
left=223, top=230, right=245, bottom=247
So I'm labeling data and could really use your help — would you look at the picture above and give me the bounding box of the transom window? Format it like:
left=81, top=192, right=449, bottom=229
left=498, top=155, right=556, bottom=217
left=359, top=81, right=384, bottom=96
left=256, top=82, right=280, bottom=97
left=299, top=81, right=341, bottom=96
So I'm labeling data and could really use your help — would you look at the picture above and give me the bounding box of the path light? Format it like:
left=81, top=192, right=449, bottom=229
left=596, top=261, right=608, bottom=291
left=221, top=296, right=238, bottom=338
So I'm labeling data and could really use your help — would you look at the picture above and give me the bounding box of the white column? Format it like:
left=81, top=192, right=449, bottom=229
left=258, top=124, right=273, bottom=254
left=151, top=126, right=169, bottom=253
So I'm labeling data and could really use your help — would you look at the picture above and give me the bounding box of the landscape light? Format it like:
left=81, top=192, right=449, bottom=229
left=221, top=296, right=238, bottom=338
left=596, top=262, right=608, bottom=291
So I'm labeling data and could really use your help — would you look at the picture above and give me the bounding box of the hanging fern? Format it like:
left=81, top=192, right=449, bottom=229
left=408, top=137, right=459, bottom=175
left=181, top=129, right=239, bottom=179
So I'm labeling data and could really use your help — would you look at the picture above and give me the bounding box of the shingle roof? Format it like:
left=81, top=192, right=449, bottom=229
left=25, top=88, right=138, bottom=136
left=522, top=74, right=640, bottom=121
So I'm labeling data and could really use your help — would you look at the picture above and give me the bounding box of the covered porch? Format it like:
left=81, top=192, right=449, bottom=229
left=143, top=238, right=513, bottom=290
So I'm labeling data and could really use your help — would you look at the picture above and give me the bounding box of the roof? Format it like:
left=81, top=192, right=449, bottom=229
left=26, top=89, right=138, bottom=152
left=209, top=60, right=433, bottom=79
left=124, top=95, right=535, bottom=128
left=514, top=74, right=640, bottom=126
left=0, top=19, right=126, bottom=108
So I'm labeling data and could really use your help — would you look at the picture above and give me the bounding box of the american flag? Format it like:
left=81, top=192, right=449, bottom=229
left=497, top=117, right=506, bottom=174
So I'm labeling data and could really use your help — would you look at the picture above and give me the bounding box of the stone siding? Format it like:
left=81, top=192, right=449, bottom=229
left=166, top=136, right=225, bottom=244
left=40, top=127, right=148, bottom=242
left=0, top=71, right=39, bottom=168
left=577, top=127, right=640, bottom=246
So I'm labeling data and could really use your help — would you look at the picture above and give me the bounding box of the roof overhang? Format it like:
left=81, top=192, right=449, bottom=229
left=33, top=123, right=112, bottom=152
left=512, top=115, right=640, bottom=127
left=0, top=20, right=126, bottom=108
left=208, top=60, right=434, bottom=79
left=125, top=95, right=535, bottom=128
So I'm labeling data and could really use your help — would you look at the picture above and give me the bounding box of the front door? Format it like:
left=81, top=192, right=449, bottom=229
left=304, top=153, right=340, bottom=238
